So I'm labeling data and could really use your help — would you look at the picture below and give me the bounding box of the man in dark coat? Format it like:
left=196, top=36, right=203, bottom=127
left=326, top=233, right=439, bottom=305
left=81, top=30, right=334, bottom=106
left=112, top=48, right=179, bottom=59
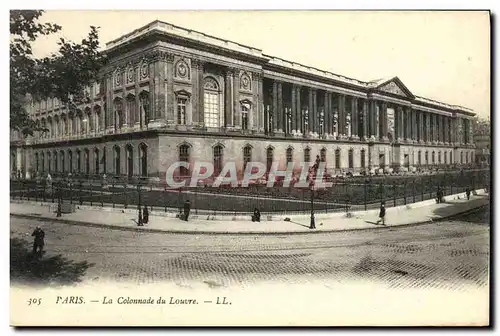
left=32, top=226, right=45, bottom=255
left=142, top=205, right=149, bottom=224
left=466, top=187, right=471, bottom=200
left=183, top=200, right=191, bottom=221
left=252, top=208, right=261, bottom=222
left=376, top=202, right=386, bottom=226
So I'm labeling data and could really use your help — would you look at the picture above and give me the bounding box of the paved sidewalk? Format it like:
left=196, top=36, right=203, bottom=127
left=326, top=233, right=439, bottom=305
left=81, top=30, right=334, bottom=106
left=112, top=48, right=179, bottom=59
left=10, top=190, right=489, bottom=234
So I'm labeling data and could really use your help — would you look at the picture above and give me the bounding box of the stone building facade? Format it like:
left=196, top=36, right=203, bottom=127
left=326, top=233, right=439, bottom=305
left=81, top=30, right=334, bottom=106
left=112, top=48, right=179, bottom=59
left=10, top=20, right=477, bottom=180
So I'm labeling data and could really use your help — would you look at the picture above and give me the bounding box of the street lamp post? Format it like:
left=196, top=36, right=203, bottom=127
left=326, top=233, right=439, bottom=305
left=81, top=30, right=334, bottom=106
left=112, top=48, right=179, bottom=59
left=309, top=179, right=316, bottom=229
left=137, top=184, right=143, bottom=226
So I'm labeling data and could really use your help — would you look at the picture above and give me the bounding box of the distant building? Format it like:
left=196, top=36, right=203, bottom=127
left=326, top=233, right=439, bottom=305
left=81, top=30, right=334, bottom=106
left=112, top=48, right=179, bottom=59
left=474, top=118, right=490, bottom=166
left=10, top=20, right=476, bottom=181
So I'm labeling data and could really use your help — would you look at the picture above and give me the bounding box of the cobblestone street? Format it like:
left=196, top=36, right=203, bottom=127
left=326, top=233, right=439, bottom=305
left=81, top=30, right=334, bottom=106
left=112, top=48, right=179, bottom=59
left=10, top=206, right=490, bottom=290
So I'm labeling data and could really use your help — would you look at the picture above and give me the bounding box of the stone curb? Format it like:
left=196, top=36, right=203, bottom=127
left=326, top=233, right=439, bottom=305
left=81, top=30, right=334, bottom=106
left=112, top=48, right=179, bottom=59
left=10, top=201, right=488, bottom=236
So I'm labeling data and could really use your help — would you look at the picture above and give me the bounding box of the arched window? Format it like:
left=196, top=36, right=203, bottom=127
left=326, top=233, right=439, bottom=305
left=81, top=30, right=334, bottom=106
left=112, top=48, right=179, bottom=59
left=113, top=98, right=123, bottom=130
left=114, top=146, right=121, bottom=175
left=60, top=150, right=65, bottom=173
left=68, top=150, right=73, bottom=173
left=213, top=145, right=223, bottom=175
left=348, top=149, right=354, bottom=169
left=102, top=149, right=107, bottom=174
left=241, top=103, right=250, bottom=130
left=40, top=152, right=45, bottom=172
left=204, top=77, right=220, bottom=128
left=450, top=151, right=453, bottom=164
left=320, top=148, right=327, bottom=163
left=243, top=145, right=252, bottom=171
left=304, top=147, right=311, bottom=163
left=77, top=111, right=84, bottom=134
left=84, top=149, right=90, bottom=174
left=179, top=144, right=190, bottom=176
left=47, top=117, right=53, bottom=138
left=266, top=147, right=274, bottom=172
left=432, top=151, right=435, bottom=164
left=94, top=105, right=102, bottom=132
left=177, top=96, right=187, bottom=125
left=46, top=152, right=52, bottom=173
left=360, top=149, right=366, bottom=168
left=76, top=150, right=81, bottom=173
left=460, top=152, right=463, bottom=164
left=53, top=151, right=58, bottom=172
left=94, top=148, right=100, bottom=175
left=34, top=153, right=39, bottom=172
left=126, top=94, right=136, bottom=126
left=139, top=143, right=148, bottom=177
left=139, top=91, right=150, bottom=126
left=126, top=145, right=133, bottom=178
left=70, top=113, right=77, bottom=135
left=438, top=152, right=441, bottom=165
left=85, top=107, right=93, bottom=133
left=444, top=151, right=448, bottom=164
left=418, top=151, right=422, bottom=166
left=425, top=151, right=429, bottom=165
left=286, top=147, right=293, bottom=164
left=335, top=149, right=341, bottom=169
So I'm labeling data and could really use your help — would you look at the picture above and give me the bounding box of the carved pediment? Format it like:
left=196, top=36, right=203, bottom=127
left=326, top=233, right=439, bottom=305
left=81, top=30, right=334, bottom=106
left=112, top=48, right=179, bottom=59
left=379, top=81, right=407, bottom=97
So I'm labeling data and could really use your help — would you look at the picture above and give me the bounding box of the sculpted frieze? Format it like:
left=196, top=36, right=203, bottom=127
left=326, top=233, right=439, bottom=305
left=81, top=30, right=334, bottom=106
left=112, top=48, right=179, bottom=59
left=379, top=81, right=407, bottom=97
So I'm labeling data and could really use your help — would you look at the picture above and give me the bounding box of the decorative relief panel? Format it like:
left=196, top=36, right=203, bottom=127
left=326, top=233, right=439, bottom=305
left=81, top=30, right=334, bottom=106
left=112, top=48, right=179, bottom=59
left=140, top=62, right=149, bottom=80
left=239, top=72, right=252, bottom=91
left=379, top=81, right=406, bottom=97
left=114, top=70, right=122, bottom=87
left=204, top=77, right=219, bottom=90
left=126, top=66, right=135, bottom=84
left=175, top=59, right=191, bottom=80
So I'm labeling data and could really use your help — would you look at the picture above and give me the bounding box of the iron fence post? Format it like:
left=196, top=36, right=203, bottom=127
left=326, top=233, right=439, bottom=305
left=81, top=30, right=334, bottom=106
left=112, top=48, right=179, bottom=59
left=403, top=181, right=407, bottom=205
left=112, top=182, right=115, bottom=208
left=90, top=181, right=93, bottom=206
left=79, top=180, right=83, bottom=205
left=124, top=182, right=128, bottom=209
left=393, top=182, right=396, bottom=207
left=364, top=180, right=368, bottom=211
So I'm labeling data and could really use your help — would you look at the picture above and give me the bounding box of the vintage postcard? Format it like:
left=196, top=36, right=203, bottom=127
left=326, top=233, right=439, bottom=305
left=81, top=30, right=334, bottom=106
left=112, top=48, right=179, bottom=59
left=9, top=10, right=491, bottom=327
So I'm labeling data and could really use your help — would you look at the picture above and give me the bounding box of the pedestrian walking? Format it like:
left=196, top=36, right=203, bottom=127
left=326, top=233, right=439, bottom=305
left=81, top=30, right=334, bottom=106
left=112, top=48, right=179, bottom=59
left=31, top=226, right=45, bottom=256
left=376, top=202, right=386, bottom=226
left=466, top=187, right=471, bottom=200
left=252, top=207, right=261, bottom=222
left=183, top=200, right=191, bottom=221
left=142, top=205, right=149, bottom=224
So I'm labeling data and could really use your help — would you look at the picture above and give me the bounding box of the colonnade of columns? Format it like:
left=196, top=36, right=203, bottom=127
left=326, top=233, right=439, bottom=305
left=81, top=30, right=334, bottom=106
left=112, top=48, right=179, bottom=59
left=263, top=79, right=472, bottom=146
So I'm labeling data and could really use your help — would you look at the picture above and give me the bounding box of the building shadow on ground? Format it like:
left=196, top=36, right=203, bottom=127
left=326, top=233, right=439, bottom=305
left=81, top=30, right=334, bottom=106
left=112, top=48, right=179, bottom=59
left=10, top=237, right=95, bottom=286
left=432, top=202, right=490, bottom=225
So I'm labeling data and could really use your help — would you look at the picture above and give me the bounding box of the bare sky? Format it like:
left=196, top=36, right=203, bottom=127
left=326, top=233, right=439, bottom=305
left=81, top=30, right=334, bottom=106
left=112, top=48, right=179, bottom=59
left=31, top=10, right=490, bottom=117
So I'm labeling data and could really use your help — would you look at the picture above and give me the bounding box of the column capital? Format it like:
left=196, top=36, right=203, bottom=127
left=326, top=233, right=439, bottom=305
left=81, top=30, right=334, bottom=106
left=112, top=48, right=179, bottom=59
left=191, top=59, right=205, bottom=69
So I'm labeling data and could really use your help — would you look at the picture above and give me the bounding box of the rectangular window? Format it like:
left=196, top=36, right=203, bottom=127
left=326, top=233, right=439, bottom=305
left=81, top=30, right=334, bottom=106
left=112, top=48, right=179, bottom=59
left=360, top=151, right=366, bottom=168
left=177, top=98, right=187, bottom=125
left=241, top=103, right=250, bottom=130
left=204, top=93, right=219, bottom=128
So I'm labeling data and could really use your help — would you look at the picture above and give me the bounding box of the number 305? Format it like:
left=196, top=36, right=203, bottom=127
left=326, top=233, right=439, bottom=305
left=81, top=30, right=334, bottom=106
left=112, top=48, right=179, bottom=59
left=28, top=298, right=42, bottom=306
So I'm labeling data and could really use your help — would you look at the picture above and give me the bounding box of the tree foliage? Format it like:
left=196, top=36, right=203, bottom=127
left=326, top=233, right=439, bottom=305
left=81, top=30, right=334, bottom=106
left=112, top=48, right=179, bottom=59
left=10, top=10, right=106, bottom=136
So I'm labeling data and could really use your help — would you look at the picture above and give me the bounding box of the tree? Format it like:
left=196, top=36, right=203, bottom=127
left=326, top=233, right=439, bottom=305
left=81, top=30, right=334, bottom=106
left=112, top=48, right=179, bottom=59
left=10, top=10, right=106, bottom=136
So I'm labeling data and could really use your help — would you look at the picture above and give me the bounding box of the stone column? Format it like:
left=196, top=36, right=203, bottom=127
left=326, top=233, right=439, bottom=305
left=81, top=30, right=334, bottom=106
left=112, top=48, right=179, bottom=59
left=233, top=69, right=241, bottom=129
left=277, top=81, right=283, bottom=134
left=405, top=107, right=412, bottom=141
left=272, top=81, right=278, bottom=133
left=198, top=61, right=205, bottom=127
left=338, top=94, right=345, bottom=137
left=411, top=109, right=417, bottom=141
left=398, top=106, right=404, bottom=142
left=381, top=101, right=388, bottom=140
left=296, top=86, right=302, bottom=134
left=225, top=69, right=233, bottom=128
left=308, top=88, right=313, bottom=136
left=160, top=53, right=173, bottom=126
left=351, top=97, right=358, bottom=139
left=312, top=89, right=317, bottom=136
left=361, top=99, right=368, bottom=140
left=425, top=112, right=431, bottom=143
left=191, top=60, right=201, bottom=127
left=324, top=91, right=331, bottom=137
left=256, top=73, right=264, bottom=133
left=417, top=110, right=423, bottom=142
left=291, top=84, right=297, bottom=133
